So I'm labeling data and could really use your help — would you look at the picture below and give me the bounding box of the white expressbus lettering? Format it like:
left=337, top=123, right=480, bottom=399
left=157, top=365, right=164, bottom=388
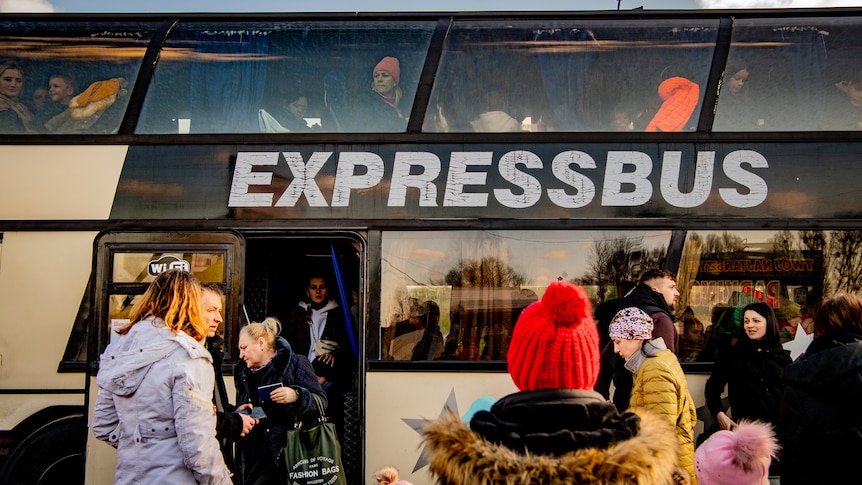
left=720, top=150, right=769, bottom=208
left=228, top=152, right=278, bottom=206
left=548, top=150, right=597, bottom=208
left=388, top=152, right=441, bottom=207
left=660, top=151, right=714, bottom=208
left=331, top=152, right=385, bottom=207
left=494, top=150, right=543, bottom=208
left=226, top=149, right=769, bottom=210
left=275, top=152, right=331, bottom=207
left=602, top=151, right=653, bottom=206
left=443, top=152, right=492, bottom=207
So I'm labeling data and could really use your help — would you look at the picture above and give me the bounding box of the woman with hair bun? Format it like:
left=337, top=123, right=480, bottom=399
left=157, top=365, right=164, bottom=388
left=92, top=269, right=231, bottom=484
left=234, top=317, right=327, bottom=485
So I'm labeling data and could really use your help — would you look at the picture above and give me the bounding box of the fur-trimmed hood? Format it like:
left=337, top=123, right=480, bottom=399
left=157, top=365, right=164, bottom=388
left=422, top=391, right=689, bottom=485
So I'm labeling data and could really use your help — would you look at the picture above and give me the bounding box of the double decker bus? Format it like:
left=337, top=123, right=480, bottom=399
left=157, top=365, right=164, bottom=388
left=1, top=7, right=861, bottom=483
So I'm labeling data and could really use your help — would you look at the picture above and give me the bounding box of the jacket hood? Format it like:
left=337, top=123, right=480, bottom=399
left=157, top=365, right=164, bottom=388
left=97, top=316, right=211, bottom=397
left=621, top=283, right=675, bottom=320
left=299, top=298, right=339, bottom=314
left=783, top=333, right=862, bottom=392
left=423, top=398, right=689, bottom=484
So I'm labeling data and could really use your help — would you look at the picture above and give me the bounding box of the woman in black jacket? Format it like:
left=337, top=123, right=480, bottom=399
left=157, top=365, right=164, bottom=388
left=235, top=317, right=327, bottom=485
left=705, top=302, right=792, bottom=432
left=779, top=293, right=862, bottom=485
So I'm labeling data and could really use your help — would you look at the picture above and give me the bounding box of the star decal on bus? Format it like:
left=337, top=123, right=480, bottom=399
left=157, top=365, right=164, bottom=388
left=401, top=388, right=459, bottom=472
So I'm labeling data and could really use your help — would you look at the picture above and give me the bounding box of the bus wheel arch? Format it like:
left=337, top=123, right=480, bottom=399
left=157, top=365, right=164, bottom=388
left=0, top=410, right=87, bottom=485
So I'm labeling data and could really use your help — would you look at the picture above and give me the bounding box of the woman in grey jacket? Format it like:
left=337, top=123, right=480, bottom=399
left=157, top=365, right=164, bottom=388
left=92, top=270, right=232, bottom=485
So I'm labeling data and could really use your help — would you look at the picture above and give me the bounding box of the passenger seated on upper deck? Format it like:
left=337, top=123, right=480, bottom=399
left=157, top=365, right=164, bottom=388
left=355, top=56, right=407, bottom=132
left=0, top=60, right=34, bottom=134
left=28, top=87, right=52, bottom=127
left=824, top=70, right=862, bottom=130
left=469, top=89, right=521, bottom=132
left=44, top=73, right=76, bottom=125
left=645, top=76, right=700, bottom=132
left=259, top=88, right=316, bottom=133
left=45, top=77, right=128, bottom=134
left=714, top=62, right=758, bottom=131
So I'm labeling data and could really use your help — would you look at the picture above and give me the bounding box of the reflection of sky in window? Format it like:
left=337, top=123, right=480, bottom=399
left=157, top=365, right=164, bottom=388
left=383, top=230, right=672, bottom=287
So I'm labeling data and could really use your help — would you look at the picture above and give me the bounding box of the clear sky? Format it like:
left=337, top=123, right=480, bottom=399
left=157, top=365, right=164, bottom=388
left=2, top=0, right=862, bottom=13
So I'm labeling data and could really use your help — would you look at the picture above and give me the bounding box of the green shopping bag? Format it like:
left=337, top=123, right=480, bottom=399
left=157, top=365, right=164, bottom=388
left=284, top=394, right=347, bottom=485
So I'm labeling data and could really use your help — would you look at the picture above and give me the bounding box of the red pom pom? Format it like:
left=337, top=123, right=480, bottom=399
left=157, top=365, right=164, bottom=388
left=541, top=281, right=592, bottom=328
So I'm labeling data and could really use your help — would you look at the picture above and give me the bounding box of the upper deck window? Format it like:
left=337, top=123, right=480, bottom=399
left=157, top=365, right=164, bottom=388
left=715, top=17, right=862, bottom=131
left=423, top=19, right=718, bottom=133
left=136, top=21, right=435, bottom=134
left=0, top=21, right=156, bottom=135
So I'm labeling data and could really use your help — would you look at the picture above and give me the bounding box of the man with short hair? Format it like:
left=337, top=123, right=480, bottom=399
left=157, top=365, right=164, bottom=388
left=202, top=283, right=256, bottom=483
left=595, top=268, right=682, bottom=412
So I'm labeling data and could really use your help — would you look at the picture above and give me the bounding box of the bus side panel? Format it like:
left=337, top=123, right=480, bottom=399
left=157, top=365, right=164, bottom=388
left=366, top=372, right=710, bottom=485
left=365, top=371, right=517, bottom=485
left=0, top=232, right=95, bottom=392
left=0, top=146, right=127, bottom=221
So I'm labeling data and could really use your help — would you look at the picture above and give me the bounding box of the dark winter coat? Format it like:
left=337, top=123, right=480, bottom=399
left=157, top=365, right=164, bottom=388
left=778, top=332, right=862, bottom=485
left=207, top=336, right=242, bottom=481
left=597, top=283, right=679, bottom=411
left=422, top=389, right=690, bottom=485
left=704, top=337, right=791, bottom=425
left=283, top=299, right=354, bottom=391
left=234, top=337, right=326, bottom=484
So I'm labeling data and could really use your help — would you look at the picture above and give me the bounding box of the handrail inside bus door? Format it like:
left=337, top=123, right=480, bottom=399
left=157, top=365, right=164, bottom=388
left=331, top=243, right=359, bottom=362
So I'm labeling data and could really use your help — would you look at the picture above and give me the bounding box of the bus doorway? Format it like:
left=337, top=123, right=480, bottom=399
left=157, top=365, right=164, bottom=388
left=242, top=235, right=364, bottom=483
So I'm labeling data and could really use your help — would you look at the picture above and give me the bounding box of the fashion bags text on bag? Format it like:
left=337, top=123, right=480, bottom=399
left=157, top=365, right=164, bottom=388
left=284, top=394, right=347, bottom=485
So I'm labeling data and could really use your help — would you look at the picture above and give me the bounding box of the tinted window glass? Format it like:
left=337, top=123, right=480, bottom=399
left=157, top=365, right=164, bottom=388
left=0, top=21, right=156, bottom=134
left=379, top=230, right=671, bottom=361
left=137, top=21, right=435, bottom=134
left=678, top=230, right=859, bottom=362
left=715, top=17, right=862, bottom=131
left=424, top=19, right=718, bottom=133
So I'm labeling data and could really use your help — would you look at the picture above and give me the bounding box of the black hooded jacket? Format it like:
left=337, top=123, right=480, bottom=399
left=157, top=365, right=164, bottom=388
left=779, top=332, right=862, bottom=485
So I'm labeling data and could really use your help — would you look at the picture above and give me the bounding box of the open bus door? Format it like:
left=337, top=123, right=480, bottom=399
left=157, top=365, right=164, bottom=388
left=83, top=231, right=244, bottom=483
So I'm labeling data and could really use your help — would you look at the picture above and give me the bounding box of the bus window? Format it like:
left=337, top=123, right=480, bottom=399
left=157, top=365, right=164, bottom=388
left=378, top=230, right=671, bottom=361
left=0, top=21, right=156, bottom=134
left=715, top=17, right=862, bottom=132
left=136, top=21, right=435, bottom=134
left=424, top=19, right=718, bottom=133
left=676, top=229, right=862, bottom=362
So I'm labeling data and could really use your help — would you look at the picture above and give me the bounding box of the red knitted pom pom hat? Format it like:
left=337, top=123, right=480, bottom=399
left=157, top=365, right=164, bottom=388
left=507, top=281, right=600, bottom=391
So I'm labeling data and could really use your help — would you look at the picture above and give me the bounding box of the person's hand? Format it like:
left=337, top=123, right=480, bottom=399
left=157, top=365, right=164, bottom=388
left=236, top=403, right=253, bottom=412
left=238, top=413, right=257, bottom=436
left=269, top=386, right=299, bottom=405
left=716, top=411, right=735, bottom=431
left=317, top=352, right=335, bottom=367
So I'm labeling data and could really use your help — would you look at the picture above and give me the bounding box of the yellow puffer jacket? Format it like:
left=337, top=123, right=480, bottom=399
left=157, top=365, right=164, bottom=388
left=630, top=348, right=697, bottom=484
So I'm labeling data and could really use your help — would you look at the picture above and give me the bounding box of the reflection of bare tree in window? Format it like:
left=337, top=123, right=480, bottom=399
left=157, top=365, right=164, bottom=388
left=828, top=231, right=862, bottom=294
left=589, top=238, right=635, bottom=302
left=442, top=257, right=526, bottom=287
left=800, top=230, right=829, bottom=301
left=437, top=257, right=528, bottom=361
left=587, top=237, right=665, bottom=303
left=771, top=230, right=799, bottom=255
left=702, top=232, right=747, bottom=255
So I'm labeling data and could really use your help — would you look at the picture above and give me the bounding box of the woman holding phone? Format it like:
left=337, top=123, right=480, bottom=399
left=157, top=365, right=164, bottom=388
left=235, top=317, right=326, bottom=485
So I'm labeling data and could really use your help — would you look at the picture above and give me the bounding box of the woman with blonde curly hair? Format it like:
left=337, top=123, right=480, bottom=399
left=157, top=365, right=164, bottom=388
left=92, top=269, right=231, bottom=484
